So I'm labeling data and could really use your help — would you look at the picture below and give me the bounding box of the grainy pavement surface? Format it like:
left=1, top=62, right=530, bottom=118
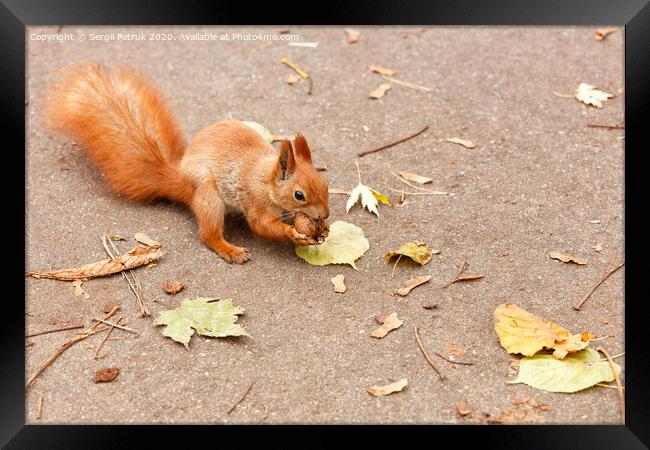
left=26, top=26, right=624, bottom=424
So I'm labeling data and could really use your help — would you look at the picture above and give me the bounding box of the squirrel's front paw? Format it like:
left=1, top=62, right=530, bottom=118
left=287, top=226, right=319, bottom=246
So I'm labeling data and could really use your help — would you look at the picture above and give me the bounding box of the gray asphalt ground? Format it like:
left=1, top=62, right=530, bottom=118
left=26, top=26, right=624, bottom=424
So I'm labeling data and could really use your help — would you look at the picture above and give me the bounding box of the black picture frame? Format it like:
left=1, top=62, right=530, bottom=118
left=5, top=0, right=649, bottom=447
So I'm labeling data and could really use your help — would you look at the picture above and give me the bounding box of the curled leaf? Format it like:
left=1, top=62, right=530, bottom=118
left=295, top=221, right=369, bottom=270
left=385, top=241, right=437, bottom=266
left=509, top=348, right=620, bottom=393
left=134, top=232, right=161, bottom=248
left=370, top=313, right=403, bottom=338
left=446, top=137, right=477, bottom=149
left=163, top=280, right=186, bottom=295
left=367, top=378, right=408, bottom=397
left=26, top=246, right=164, bottom=281
left=369, top=65, right=397, bottom=76
left=549, top=251, right=586, bottom=265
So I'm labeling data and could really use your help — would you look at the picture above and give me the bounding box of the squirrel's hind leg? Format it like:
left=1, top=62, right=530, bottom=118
left=191, top=183, right=251, bottom=264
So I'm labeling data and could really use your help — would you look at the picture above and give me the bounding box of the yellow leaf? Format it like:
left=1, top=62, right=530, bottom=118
left=384, top=241, right=438, bottom=265
left=370, top=189, right=392, bottom=206
left=494, top=304, right=590, bottom=359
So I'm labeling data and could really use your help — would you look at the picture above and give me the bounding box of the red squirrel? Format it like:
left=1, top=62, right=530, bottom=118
left=45, top=64, right=330, bottom=264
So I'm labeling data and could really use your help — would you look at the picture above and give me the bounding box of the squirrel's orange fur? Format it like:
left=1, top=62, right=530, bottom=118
left=46, top=64, right=330, bottom=264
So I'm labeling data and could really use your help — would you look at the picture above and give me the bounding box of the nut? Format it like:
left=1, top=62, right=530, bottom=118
left=294, top=212, right=322, bottom=239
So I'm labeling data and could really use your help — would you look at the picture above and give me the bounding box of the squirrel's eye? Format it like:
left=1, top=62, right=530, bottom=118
left=294, top=191, right=305, bottom=201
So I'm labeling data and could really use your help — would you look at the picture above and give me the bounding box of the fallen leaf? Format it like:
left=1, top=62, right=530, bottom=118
left=592, top=243, right=604, bottom=252
left=26, top=246, right=164, bottom=281
left=456, top=401, right=473, bottom=416
left=549, top=251, right=587, bottom=265
left=446, top=137, right=477, bottom=149
left=346, top=183, right=381, bottom=216
left=286, top=74, right=300, bottom=85
left=163, top=280, right=186, bottom=295
left=509, top=348, right=620, bottom=393
left=370, top=313, right=403, bottom=338
left=396, top=171, right=433, bottom=184
left=447, top=343, right=465, bottom=357
left=494, top=304, right=591, bottom=359
left=72, top=280, right=90, bottom=299
left=395, top=275, right=432, bottom=297
left=575, top=83, right=613, bottom=108
left=455, top=275, right=484, bottom=283
left=370, top=189, right=392, bottom=206
left=369, top=83, right=391, bottom=99
left=595, top=27, right=617, bottom=41
left=367, top=378, right=408, bottom=397
left=110, top=235, right=126, bottom=241
left=154, top=297, right=249, bottom=348
left=345, top=28, right=360, bottom=43
left=295, top=221, right=369, bottom=270
left=385, top=241, right=438, bottom=266
left=93, top=367, right=119, bottom=383
left=368, top=65, right=397, bottom=76
left=331, top=274, right=346, bottom=293
left=329, top=188, right=351, bottom=195
left=242, top=121, right=274, bottom=143
left=134, top=232, right=161, bottom=248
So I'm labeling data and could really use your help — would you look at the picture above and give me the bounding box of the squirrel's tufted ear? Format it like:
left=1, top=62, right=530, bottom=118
left=278, top=139, right=296, bottom=180
left=293, top=133, right=313, bottom=164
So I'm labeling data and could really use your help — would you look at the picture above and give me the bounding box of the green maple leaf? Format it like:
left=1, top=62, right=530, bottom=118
left=154, top=297, right=249, bottom=348
left=508, top=348, right=621, bottom=393
left=295, top=221, right=369, bottom=270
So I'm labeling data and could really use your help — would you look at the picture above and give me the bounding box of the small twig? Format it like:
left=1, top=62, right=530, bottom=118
left=414, top=326, right=446, bottom=381
left=102, top=235, right=150, bottom=317
left=390, top=254, right=403, bottom=279
left=380, top=75, right=431, bottom=92
left=358, top=125, right=429, bottom=157
left=94, top=317, right=123, bottom=359
left=26, top=323, right=84, bottom=338
left=433, top=351, right=475, bottom=366
left=442, top=262, right=469, bottom=288
left=552, top=91, right=574, bottom=98
left=597, top=346, right=624, bottom=424
left=93, top=318, right=138, bottom=334
left=597, top=352, right=625, bottom=362
left=388, top=187, right=449, bottom=196
left=307, top=76, right=313, bottom=95
left=574, top=261, right=624, bottom=310
left=587, top=121, right=624, bottom=130
left=355, top=160, right=362, bottom=184
left=590, top=334, right=615, bottom=342
left=227, top=380, right=254, bottom=414
left=26, top=306, right=119, bottom=389
left=36, top=392, right=45, bottom=420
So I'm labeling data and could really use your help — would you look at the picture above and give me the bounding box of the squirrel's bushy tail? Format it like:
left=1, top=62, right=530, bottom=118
left=46, top=64, right=193, bottom=204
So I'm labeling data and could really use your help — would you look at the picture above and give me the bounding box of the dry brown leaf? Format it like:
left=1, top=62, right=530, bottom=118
left=328, top=188, right=352, bottom=195
left=367, top=378, right=408, bottom=396
left=286, top=74, right=300, bottom=85
left=396, top=171, right=433, bottom=184
left=134, top=233, right=161, bottom=248
left=330, top=274, right=346, bottom=294
left=345, top=28, right=360, bottom=43
left=395, top=275, right=432, bottom=297
left=592, top=243, right=604, bottom=252
left=447, top=342, right=465, bottom=357
left=575, top=83, right=613, bottom=108
left=71, top=280, right=90, bottom=299
left=456, top=401, right=474, bottom=417
left=549, top=251, right=587, bottom=265
left=455, top=275, right=484, bottom=283
left=110, top=235, right=126, bottom=241
left=93, top=367, right=119, bottom=383
left=369, top=64, right=397, bottom=76
left=595, top=27, right=617, bottom=41
left=370, top=313, right=403, bottom=338
left=163, top=280, right=186, bottom=295
left=447, top=137, right=477, bottom=149
left=369, top=83, right=391, bottom=99
left=494, top=304, right=591, bottom=359
left=26, top=246, right=164, bottom=281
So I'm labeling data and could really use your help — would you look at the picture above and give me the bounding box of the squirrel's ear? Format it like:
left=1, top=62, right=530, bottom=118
left=278, top=139, right=296, bottom=180
left=293, top=133, right=312, bottom=164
